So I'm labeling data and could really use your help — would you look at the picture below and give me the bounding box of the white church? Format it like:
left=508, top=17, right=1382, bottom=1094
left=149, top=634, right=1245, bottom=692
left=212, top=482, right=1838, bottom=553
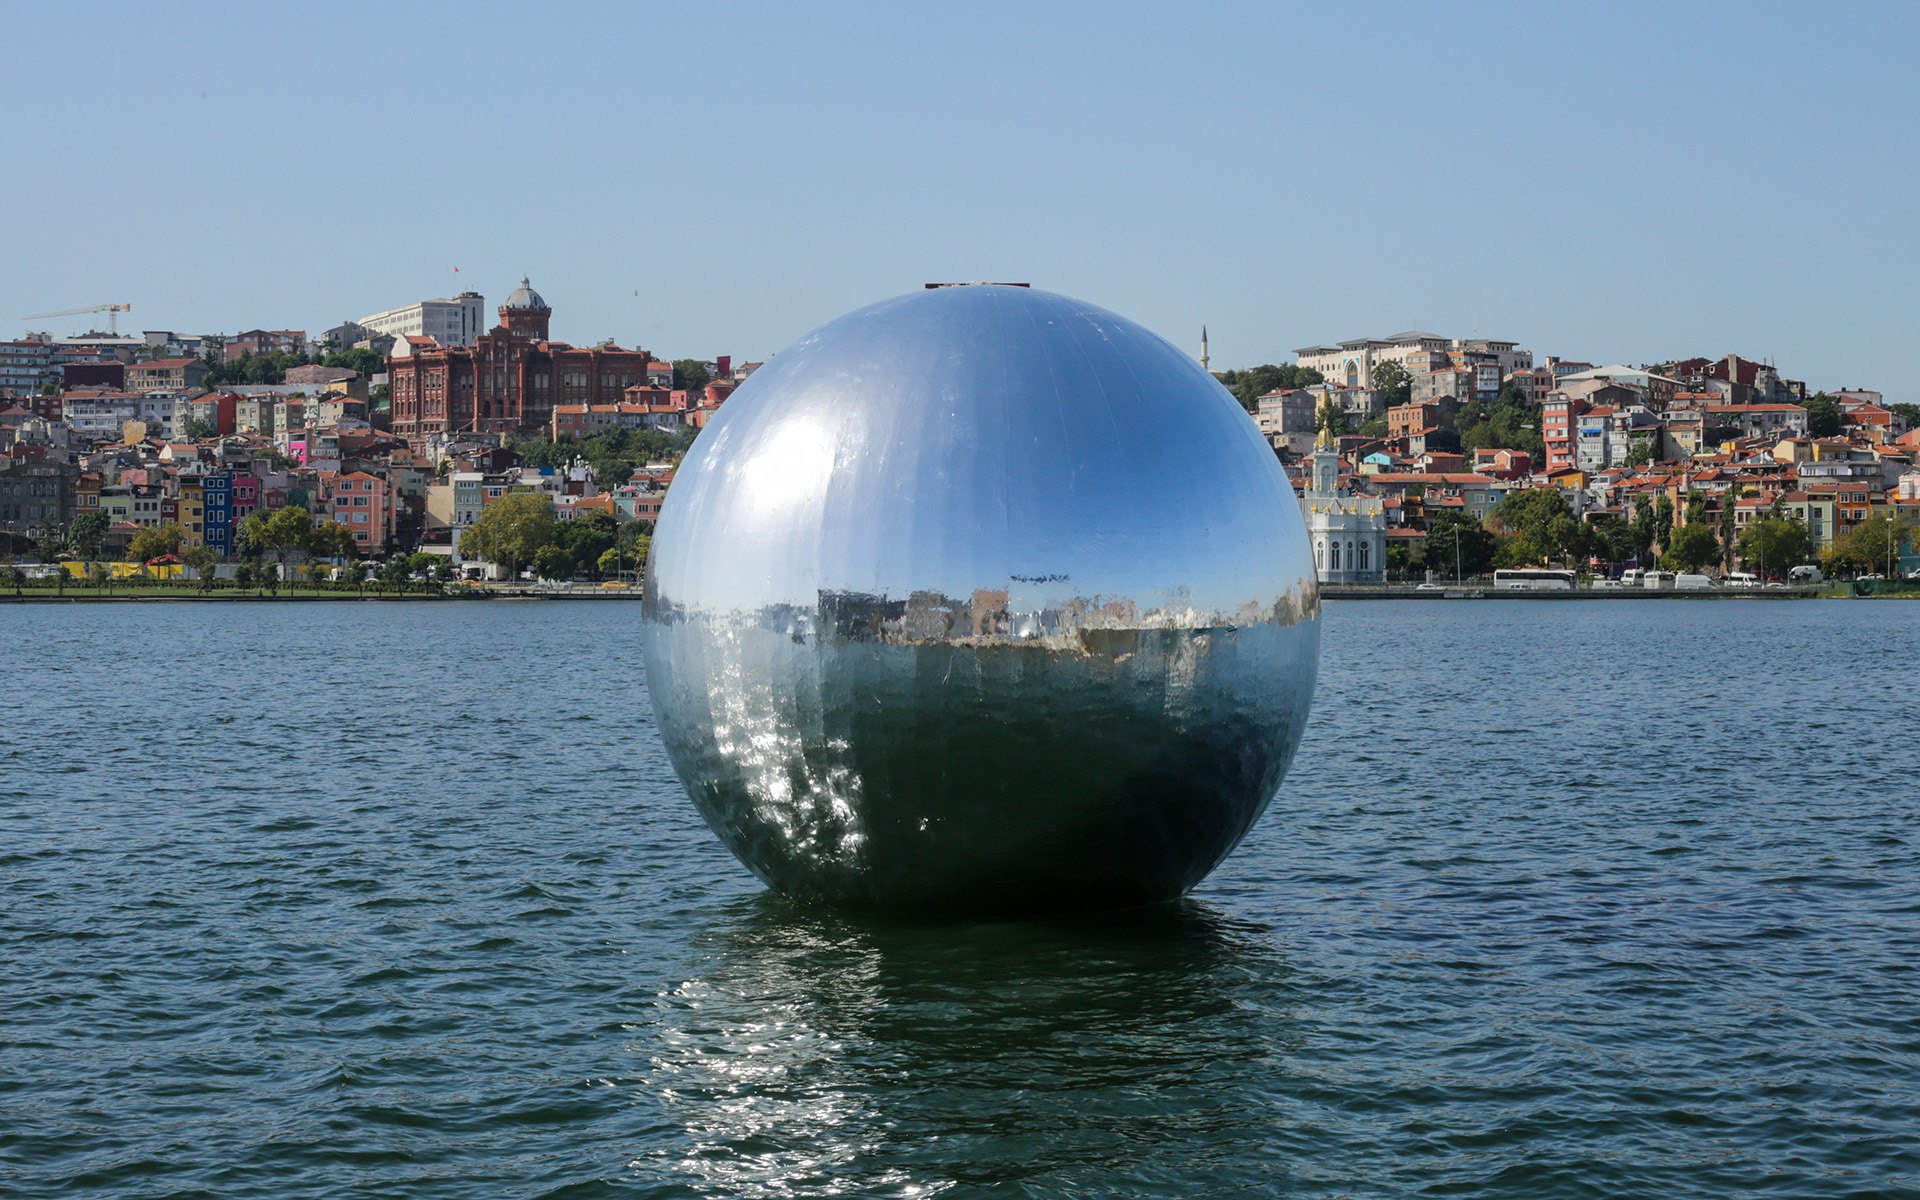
left=1301, top=426, right=1386, bottom=583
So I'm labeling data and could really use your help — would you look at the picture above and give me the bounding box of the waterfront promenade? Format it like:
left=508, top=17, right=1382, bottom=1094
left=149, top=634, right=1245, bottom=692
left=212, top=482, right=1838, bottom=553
left=1321, top=582, right=1830, bottom=599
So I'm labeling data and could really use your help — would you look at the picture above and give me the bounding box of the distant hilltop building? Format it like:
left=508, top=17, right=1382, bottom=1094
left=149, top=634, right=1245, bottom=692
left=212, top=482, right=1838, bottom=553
left=1295, top=332, right=1532, bottom=391
left=387, top=277, right=656, bottom=438
left=356, top=292, right=488, bottom=350
left=226, top=329, right=307, bottom=359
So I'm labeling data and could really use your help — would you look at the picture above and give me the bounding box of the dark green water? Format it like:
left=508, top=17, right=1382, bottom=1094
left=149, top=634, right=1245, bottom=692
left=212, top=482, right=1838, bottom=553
left=4, top=601, right=1917, bottom=1198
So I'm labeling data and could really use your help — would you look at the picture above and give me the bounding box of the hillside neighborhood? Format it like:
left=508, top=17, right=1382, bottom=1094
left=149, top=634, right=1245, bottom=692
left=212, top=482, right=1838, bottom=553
left=2, top=295, right=1915, bottom=587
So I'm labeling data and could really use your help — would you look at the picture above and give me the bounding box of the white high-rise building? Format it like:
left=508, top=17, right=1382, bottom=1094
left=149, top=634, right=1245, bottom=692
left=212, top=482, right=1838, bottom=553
left=358, top=292, right=488, bottom=348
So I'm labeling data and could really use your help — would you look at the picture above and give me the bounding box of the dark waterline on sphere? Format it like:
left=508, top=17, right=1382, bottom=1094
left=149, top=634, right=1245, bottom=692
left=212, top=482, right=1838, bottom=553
left=3, top=600, right=1917, bottom=1198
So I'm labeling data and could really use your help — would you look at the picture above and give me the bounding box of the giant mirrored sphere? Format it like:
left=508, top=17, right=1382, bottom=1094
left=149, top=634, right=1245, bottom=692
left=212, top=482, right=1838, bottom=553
left=641, top=285, right=1319, bottom=914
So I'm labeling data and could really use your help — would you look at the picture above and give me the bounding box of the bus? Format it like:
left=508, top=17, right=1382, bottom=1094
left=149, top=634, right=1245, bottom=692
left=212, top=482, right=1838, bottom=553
left=1492, top=568, right=1576, bottom=590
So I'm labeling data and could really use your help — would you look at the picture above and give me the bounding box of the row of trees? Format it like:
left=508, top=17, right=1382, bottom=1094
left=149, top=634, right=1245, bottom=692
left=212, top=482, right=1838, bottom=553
left=514, top=425, right=696, bottom=491
left=46, top=491, right=662, bottom=590
left=198, top=347, right=385, bottom=387
left=1388, top=487, right=1893, bottom=580
left=1217, top=364, right=1325, bottom=412
left=460, top=496, right=650, bottom=581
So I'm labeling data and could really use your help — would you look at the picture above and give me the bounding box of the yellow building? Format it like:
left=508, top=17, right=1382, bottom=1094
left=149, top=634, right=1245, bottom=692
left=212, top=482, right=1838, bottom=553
left=177, top=476, right=204, bottom=549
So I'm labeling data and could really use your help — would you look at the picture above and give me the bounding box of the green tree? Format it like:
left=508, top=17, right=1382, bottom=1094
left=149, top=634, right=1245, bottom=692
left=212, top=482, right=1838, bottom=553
left=1631, top=494, right=1658, bottom=563
left=1356, top=413, right=1390, bottom=438
left=1494, top=534, right=1550, bottom=569
left=374, top=556, right=408, bottom=591
left=672, top=358, right=711, bottom=394
left=1314, top=397, right=1349, bottom=438
left=1457, top=388, right=1545, bottom=459
left=1371, top=361, right=1412, bottom=407
left=182, top=545, right=220, bottom=591
left=1736, top=516, right=1813, bottom=578
left=342, top=560, right=368, bottom=590
left=1890, top=402, right=1920, bottom=429
left=1594, top=515, right=1638, bottom=566
left=1625, top=441, right=1652, bottom=467
left=67, top=510, right=109, bottom=560
left=379, top=557, right=411, bottom=591
left=407, top=552, right=440, bottom=577
left=1660, top=522, right=1720, bottom=573
left=184, top=418, right=216, bottom=439
left=558, top=511, right=618, bottom=576
left=310, top=521, right=360, bottom=563
left=531, top=544, right=573, bottom=581
left=597, top=547, right=624, bottom=578
left=243, top=505, right=316, bottom=575
left=320, top=347, right=385, bottom=376
left=1804, top=392, right=1843, bottom=439
left=1719, top=485, right=1747, bottom=566
left=1653, top=495, right=1674, bottom=554
left=233, top=561, right=258, bottom=593
left=127, top=521, right=187, bottom=563
left=3, top=564, right=23, bottom=595
left=512, top=426, right=696, bottom=487
left=460, top=492, right=555, bottom=580
left=1216, top=364, right=1325, bottom=411
left=1836, top=512, right=1912, bottom=577
left=431, top=559, right=455, bottom=585
left=1822, top=539, right=1866, bottom=579
left=1492, top=488, right=1571, bottom=555
left=1425, top=512, right=1497, bottom=579
left=616, top=521, right=651, bottom=569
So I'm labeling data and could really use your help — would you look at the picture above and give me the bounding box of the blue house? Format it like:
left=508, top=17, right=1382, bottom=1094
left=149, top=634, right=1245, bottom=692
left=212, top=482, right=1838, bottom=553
left=203, top=474, right=234, bottom=557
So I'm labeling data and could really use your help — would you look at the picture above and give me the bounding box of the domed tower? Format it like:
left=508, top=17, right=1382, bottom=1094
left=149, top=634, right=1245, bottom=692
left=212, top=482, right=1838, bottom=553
left=499, top=276, right=551, bottom=340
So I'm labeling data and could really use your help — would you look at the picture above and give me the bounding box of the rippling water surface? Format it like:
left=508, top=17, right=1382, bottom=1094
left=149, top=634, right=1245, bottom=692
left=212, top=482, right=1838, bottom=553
left=4, top=600, right=1918, bottom=1198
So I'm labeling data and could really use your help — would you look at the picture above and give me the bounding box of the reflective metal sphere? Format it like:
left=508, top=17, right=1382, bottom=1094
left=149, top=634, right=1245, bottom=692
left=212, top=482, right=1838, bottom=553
left=642, top=285, right=1319, bottom=914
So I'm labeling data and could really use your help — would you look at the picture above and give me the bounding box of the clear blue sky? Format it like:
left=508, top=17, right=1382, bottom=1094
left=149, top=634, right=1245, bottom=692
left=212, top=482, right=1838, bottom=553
left=7, top=1, right=1914, bottom=398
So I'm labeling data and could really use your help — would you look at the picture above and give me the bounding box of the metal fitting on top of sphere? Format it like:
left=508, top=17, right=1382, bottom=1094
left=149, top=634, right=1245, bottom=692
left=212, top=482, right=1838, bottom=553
left=642, top=285, right=1319, bottom=915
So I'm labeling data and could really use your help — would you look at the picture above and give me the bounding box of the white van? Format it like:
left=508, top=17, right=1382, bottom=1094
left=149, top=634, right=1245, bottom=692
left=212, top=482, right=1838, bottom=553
left=1675, top=573, right=1714, bottom=590
left=1725, top=572, right=1759, bottom=588
left=1788, top=565, right=1823, bottom=584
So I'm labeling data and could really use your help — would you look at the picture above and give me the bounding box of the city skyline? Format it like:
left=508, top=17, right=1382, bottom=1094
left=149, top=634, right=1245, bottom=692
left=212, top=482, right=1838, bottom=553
left=5, top=2, right=1915, bottom=399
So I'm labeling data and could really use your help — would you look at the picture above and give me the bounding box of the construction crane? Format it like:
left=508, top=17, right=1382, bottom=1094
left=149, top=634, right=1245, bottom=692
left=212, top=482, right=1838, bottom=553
left=21, top=303, right=132, bottom=336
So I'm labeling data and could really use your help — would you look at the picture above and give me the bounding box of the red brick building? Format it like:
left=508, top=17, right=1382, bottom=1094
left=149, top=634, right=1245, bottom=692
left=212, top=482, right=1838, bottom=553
left=387, top=278, right=656, bottom=438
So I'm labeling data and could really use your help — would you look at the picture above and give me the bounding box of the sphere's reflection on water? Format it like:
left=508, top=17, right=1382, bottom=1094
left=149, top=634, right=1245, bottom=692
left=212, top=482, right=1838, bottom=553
left=639, top=896, right=1302, bottom=1195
